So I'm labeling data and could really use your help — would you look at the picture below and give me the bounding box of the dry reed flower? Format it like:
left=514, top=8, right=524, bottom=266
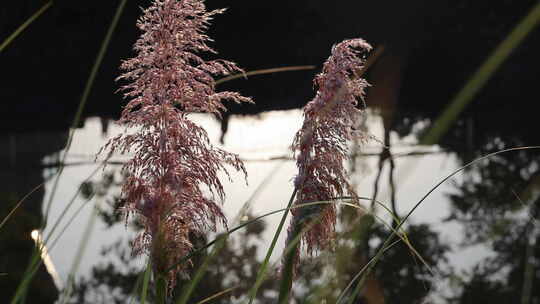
left=288, top=38, right=372, bottom=263
left=99, top=0, right=252, bottom=290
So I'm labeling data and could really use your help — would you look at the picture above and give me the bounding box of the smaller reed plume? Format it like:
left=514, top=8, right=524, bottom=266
left=287, top=38, right=372, bottom=270
left=99, top=0, right=252, bottom=291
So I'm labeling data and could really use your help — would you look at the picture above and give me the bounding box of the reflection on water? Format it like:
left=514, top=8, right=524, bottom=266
left=1, top=108, right=539, bottom=303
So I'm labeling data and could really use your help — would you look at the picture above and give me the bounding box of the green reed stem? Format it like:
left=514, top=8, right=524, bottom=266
left=247, top=188, right=297, bottom=303
left=0, top=1, right=52, bottom=53
left=43, top=0, right=127, bottom=223
left=176, top=234, right=228, bottom=304
left=421, top=2, right=540, bottom=145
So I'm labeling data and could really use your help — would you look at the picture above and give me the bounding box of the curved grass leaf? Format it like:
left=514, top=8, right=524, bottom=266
left=340, top=146, right=540, bottom=304
left=174, top=161, right=285, bottom=303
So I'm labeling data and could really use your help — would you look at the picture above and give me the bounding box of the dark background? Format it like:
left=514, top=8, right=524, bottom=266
left=2, top=0, right=537, bottom=133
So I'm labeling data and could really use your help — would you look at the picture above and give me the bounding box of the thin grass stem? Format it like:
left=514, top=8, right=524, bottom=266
left=336, top=239, right=402, bottom=304
left=58, top=196, right=102, bottom=303
left=246, top=188, right=297, bottom=303
left=140, top=259, right=152, bottom=304
left=342, top=146, right=540, bottom=303
left=421, top=2, right=540, bottom=145
left=0, top=181, right=45, bottom=231
left=173, top=161, right=284, bottom=303
left=176, top=234, right=228, bottom=304
left=195, top=287, right=237, bottom=304
left=215, top=65, right=315, bottom=85
left=128, top=268, right=146, bottom=304
left=0, top=1, right=52, bottom=52
left=42, top=0, right=127, bottom=224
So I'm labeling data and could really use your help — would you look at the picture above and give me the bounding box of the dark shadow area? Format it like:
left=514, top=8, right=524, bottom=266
left=0, top=132, right=67, bottom=302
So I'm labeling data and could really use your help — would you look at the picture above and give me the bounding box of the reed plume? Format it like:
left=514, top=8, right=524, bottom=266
left=99, top=0, right=252, bottom=291
left=287, top=38, right=372, bottom=269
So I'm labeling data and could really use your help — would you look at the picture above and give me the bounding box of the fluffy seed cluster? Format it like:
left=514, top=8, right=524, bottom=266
left=100, top=0, right=252, bottom=289
left=289, top=38, right=372, bottom=258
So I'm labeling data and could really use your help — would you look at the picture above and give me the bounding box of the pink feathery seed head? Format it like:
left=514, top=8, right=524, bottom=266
left=289, top=38, right=372, bottom=260
left=116, top=0, right=252, bottom=116
left=99, top=0, right=252, bottom=291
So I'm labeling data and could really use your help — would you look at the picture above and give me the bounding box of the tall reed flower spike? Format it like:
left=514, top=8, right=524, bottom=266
left=99, top=0, right=252, bottom=291
left=288, top=38, right=372, bottom=268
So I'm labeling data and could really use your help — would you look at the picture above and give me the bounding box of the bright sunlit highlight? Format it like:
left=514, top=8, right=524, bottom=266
left=30, top=229, right=63, bottom=290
